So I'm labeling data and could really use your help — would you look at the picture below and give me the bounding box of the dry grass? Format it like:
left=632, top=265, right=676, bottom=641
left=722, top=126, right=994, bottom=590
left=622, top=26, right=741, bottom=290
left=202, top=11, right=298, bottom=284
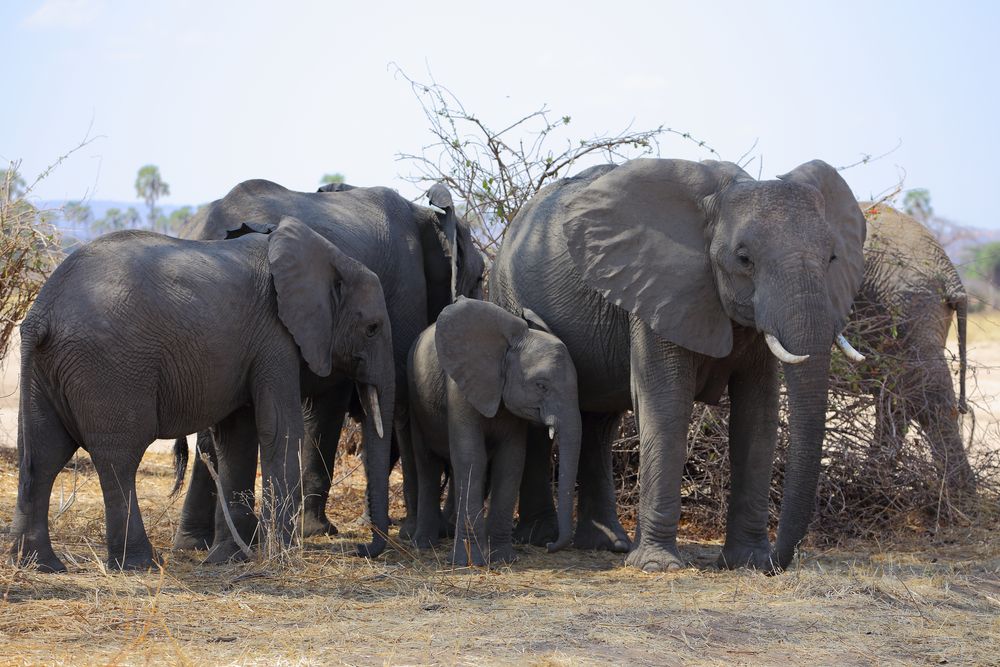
left=1, top=447, right=998, bottom=666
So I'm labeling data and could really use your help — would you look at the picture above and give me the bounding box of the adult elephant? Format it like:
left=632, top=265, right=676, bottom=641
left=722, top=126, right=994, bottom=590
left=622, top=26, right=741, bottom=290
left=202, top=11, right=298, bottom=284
left=173, top=179, right=483, bottom=557
left=491, top=158, right=867, bottom=573
left=848, top=202, right=974, bottom=493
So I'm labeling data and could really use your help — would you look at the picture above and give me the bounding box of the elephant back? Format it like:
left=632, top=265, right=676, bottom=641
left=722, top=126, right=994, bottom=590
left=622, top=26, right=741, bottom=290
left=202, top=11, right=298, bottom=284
left=862, top=203, right=964, bottom=306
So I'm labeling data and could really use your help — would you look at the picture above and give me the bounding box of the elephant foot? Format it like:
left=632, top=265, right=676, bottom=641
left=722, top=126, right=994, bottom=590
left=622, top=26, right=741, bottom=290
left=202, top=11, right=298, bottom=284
left=172, top=529, right=213, bottom=551
left=574, top=515, right=631, bottom=552
left=35, top=556, right=68, bottom=573
left=718, top=539, right=774, bottom=571
left=625, top=540, right=684, bottom=573
left=489, top=543, right=518, bottom=566
left=512, top=514, right=558, bottom=546
left=12, top=546, right=67, bottom=573
left=439, top=515, right=455, bottom=539
left=411, top=529, right=440, bottom=550
left=449, top=539, right=488, bottom=567
left=397, top=515, right=418, bottom=542
left=204, top=540, right=250, bottom=565
left=108, top=548, right=160, bottom=572
left=299, top=512, right=338, bottom=538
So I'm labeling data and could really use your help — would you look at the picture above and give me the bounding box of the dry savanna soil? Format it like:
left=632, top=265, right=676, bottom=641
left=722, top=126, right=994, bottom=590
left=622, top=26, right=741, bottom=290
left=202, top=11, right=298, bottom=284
left=0, top=317, right=998, bottom=665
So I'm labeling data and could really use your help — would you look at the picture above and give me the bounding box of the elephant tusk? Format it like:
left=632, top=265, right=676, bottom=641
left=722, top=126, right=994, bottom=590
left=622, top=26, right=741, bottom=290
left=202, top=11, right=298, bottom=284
left=835, top=334, right=865, bottom=362
left=548, top=426, right=556, bottom=441
left=367, top=384, right=384, bottom=439
left=427, top=204, right=447, bottom=215
left=764, top=333, right=810, bottom=364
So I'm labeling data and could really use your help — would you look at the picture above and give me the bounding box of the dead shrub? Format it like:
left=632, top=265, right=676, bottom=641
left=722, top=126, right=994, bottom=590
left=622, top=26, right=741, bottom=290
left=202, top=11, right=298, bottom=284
left=0, top=163, right=62, bottom=360
left=612, top=310, right=1000, bottom=542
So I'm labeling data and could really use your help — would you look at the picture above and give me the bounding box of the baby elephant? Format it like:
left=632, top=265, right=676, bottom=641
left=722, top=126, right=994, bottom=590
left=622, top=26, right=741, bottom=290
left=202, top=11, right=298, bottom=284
left=408, top=297, right=581, bottom=566
left=10, top=217, right=392, bottom=572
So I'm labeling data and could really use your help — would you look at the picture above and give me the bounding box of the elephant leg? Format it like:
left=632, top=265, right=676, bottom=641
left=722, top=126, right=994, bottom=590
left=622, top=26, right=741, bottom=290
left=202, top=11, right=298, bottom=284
left=9, top=392, right=78, bottom=573
left=205, top=408, right=260, bottom=564
left=574, top=411, right=630, bottom=553
left=254, top=383, right=305, bottom=549
left=173, top=430, right=218, bottom=550
left=512, top=425, right=557, bottom=546
left=300, top=386, right=352, bottom=537
left=410, top=420, right=445, bottom=549
left=91, top=443, right=157, bottom=571
left=449, top=429, right=488, bottom=567
left=486, top=435, right=526, bottom=565
left=719, top=353, right=779, bottom=570
left=396, top=406, right=420, bottom=541
left=913, top=358, right=976, bottom=495
left=625, top=325, right=695, bottom=573
left=918, top=404, right=976, bottom=496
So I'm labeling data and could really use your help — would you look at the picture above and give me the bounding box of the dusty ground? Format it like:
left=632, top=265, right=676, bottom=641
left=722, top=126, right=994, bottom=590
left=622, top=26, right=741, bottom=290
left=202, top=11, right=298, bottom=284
left=0, top=317, right=998, bottom=665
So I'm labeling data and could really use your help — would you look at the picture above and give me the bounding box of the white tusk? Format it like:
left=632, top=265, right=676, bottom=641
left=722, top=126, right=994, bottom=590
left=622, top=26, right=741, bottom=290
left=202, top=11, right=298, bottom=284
left=835, top=334, right=865, bottom=362
left=764, top=333, right=810, bottom=364
left=367, top=384, right=384, bottom=439
left=428, top=204, right=447, bottom=215
left=548, top=426, right=555, bottom=441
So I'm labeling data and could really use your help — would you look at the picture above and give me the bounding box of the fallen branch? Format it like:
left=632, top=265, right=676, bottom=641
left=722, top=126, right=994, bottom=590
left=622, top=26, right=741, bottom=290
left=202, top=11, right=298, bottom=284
left=197, top=448, right=253, bottom=559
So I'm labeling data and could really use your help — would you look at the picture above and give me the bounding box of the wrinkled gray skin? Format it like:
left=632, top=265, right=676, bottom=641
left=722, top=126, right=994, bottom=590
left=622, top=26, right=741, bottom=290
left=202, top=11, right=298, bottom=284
left=491, top=159, right=867, bottom=573
left=849, top=203, right=974, bottom=493
left=10, top=219, right=391, bottom=572
left=173, top=179, right=484, bottom=559
left=408, top=298, right=582, bottom=565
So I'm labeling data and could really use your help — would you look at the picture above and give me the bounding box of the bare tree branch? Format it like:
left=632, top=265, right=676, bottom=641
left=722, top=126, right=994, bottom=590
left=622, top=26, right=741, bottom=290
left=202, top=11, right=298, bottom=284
left=391, top=65, right=720, bottom=259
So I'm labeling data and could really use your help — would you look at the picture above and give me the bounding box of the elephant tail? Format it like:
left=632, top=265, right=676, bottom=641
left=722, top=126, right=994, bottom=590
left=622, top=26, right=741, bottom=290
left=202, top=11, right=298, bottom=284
left=952, top=291, right=968, bottom=414
left=170, top=436, right=189, bottom=496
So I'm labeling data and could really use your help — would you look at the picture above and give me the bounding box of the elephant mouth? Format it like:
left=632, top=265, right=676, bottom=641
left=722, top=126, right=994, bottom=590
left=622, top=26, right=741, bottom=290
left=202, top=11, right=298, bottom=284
left=351, top=355, right=376, bottom=383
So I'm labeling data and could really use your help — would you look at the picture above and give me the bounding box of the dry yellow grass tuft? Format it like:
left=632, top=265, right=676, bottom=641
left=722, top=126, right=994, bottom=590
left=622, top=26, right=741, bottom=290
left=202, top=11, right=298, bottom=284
left=1, top=448, right=998, bottom=665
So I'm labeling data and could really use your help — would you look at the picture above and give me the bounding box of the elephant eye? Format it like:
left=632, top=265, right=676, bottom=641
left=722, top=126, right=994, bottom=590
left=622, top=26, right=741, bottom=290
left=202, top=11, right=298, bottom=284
left=830, top=253, right=837, bottom=263
left=365, top=322, right=380, bottom=338
left=736, top=249, right=752, bottom=268
left=535, top=381, right=548, bottom=394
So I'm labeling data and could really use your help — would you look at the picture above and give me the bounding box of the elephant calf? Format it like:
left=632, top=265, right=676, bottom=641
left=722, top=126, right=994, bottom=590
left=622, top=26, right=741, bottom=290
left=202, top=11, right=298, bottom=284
left=408, top=298, right=581, bottom=566
left=10, top=217, right=392, bottom=572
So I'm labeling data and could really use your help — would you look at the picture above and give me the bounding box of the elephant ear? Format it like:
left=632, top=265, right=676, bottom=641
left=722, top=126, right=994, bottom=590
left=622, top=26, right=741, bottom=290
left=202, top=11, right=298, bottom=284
left=562, top=158, right=751, bottom=358
left=521, top=307, right=554, bottom=334
left=435, top=297, right=528, bottom=418
left=778, top=160, right=867, bottom=325
left=427, top=184, right=460, bottom=300
left=268, top=216, right=351, bottom=378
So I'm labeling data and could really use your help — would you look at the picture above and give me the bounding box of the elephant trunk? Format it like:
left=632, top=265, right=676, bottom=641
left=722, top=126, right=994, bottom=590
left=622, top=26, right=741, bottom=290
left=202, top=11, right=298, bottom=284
left=771, top=349, right=830, bottom=571
left=546, top=407, right=582, bottom=553
left=758, top=272, right=835, bottom=573
left=355, top=359, right=395, bottom=558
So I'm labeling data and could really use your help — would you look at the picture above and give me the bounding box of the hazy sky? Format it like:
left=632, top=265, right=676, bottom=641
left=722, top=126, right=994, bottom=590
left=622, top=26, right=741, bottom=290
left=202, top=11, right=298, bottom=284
left=4, top=0, right=999, bottom=227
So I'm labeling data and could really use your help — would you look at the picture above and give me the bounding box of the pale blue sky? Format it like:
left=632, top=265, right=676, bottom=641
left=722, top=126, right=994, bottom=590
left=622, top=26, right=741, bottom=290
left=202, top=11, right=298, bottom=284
left=3, top=1, right=999, bottom=227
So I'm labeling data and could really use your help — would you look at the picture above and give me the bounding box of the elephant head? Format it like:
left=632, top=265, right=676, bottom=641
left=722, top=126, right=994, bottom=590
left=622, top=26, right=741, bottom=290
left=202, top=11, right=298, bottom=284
left=267, top=216, right=394, bottom=555
left=435, top=297, right=581, bottom=553
left=562, top=158, right=867, bottom=570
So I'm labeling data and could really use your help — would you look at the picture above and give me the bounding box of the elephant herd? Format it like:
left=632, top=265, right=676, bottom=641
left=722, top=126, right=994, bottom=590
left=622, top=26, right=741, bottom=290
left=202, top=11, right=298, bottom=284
left=8, top=158, right=974, bottom=575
